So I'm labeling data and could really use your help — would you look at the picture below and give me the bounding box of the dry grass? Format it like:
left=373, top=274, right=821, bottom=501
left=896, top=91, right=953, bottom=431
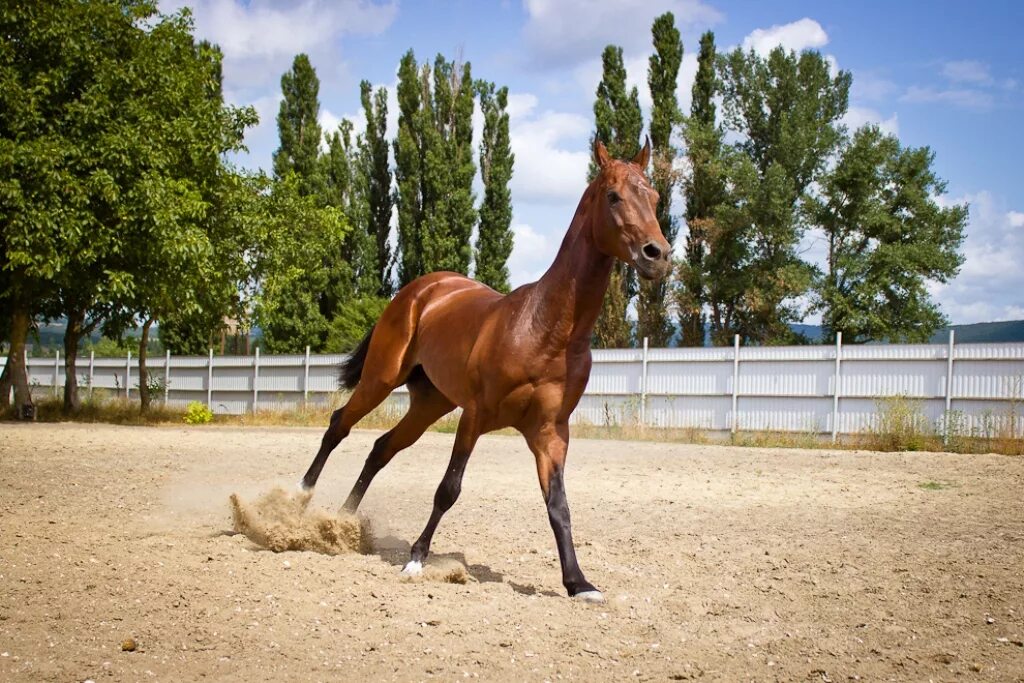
left=4, top=391, right=1021, bottom=456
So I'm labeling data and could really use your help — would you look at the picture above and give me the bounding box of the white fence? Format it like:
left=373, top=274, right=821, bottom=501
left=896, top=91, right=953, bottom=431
left=7, top=333, right=1024, bottom=438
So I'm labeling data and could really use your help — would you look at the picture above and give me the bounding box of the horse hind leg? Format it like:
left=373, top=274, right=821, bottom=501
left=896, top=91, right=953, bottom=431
left=342, top=367, right=455, bottom=512
left=300, top=344, right=417, bottom=492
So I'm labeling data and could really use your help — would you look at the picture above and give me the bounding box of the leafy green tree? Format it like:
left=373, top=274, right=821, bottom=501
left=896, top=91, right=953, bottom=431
left=360, top=80, right=394, bottom=296
left=475, top=81, right=514, bottom=293
left=590, top=45, right=643, bottom=348
left=713, top=45, right=851, bottom=344
left=272, top=54, right=324, bottom=197
left=254, top=174, right=349, bottom=353
left=637, top=13, right=682, bottom=346
left=809, top=125, right=967, bottom=342
left=394, top=50, right=425, bottom=287
left=678, top=30, right=726, bottom=347
left=322, top=119, right=371, bottom=302
left=421, top=55, right=476, bottom=275
left=0, top=1, right=255, bottom=415
left=109, top=29, right=257, bottom=412
left=324, top=296, right=389, bottom=353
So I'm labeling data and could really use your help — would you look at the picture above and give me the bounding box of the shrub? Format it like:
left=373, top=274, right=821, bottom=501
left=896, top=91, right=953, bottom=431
left=184, top=401, right=213, bottom=425
left=871, top=395, right=931, bottom=451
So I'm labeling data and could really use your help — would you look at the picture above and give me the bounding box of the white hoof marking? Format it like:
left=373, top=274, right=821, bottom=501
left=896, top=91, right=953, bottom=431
left=297, top=481, right=312, bottom=493
left=401, top=560, right=423, bottom=576
left=573, top=590, right=605, bottom=603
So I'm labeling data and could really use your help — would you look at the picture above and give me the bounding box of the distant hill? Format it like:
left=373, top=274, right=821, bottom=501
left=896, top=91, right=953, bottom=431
left=930, top=320, right=1024, bottom=343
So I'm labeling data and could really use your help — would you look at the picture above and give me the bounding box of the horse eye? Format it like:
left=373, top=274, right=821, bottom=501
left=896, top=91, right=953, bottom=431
left=607, top=191, right=621, bottom=205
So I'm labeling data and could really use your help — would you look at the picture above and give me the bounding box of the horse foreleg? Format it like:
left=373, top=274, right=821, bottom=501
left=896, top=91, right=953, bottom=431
left=300, top=380, right=396, bottom=491
left=342, top=378, right=455, bottom=512
left=526, top=421, right=602, bottom=602
left=402, top=410, right=480, bottom=574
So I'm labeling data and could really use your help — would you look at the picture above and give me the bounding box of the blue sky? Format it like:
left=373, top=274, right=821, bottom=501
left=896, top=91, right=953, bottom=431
left=163, top=0, right=1024, bottom=325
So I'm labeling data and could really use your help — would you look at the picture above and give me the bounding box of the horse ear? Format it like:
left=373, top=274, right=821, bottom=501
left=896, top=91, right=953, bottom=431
left=593, top=138, right=611, bottom=169
left=632, top=136, right=651, bottom=170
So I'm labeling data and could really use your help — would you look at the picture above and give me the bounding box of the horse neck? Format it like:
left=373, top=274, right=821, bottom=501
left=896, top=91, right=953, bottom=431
left=533, top=184, right=614, bottom=349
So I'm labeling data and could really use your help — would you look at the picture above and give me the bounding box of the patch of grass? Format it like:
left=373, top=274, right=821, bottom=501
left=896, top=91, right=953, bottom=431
left=918, top=480, right=952, bottom=491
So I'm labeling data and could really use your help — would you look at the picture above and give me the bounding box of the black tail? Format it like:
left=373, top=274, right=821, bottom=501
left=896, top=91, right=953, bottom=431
left=339, top=325, right=375, bottom=390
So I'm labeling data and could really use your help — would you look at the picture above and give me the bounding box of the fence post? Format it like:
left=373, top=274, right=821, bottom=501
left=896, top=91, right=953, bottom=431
left=53, top=349, right=60, bottom=398
left=831, top=332, right=842, bottom=443
left=731, top=334, right=740, bottom=434
left=303, top=345, right=310, bottom=407
left=207, top=348, right=214, bottom=409
left=640, top=337, right=649, bottom=428
left=164, top=349, right=171, bottom=405
left=89, top=350, right=95, bottom=400
left=944, top=329, right=955, bottom=445
left=126, top=351, right=131, bottom=400
left=252, top=346, right=260, bottom=414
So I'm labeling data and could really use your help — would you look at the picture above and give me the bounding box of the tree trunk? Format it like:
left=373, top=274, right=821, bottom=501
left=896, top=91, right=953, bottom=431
left=9, top=305, right=34, bottom=419
left=138, top=318, right=153, bottom=413
left=63, top=308, right=84, bottom=414
left=0, top=355, right=11, bottom=410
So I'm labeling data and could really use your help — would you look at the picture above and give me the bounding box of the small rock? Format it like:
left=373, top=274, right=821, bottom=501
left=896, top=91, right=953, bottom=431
left=985, top=616, right=995, bottom=624
left=121, top=638, right=137, bottom=652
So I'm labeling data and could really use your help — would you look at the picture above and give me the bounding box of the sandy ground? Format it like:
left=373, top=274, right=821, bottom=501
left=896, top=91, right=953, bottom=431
left=1, top=422, right=1023, bottom=682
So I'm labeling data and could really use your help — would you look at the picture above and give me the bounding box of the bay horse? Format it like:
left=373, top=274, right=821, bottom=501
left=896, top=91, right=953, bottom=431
left=300, top=139, right=671, bottom=602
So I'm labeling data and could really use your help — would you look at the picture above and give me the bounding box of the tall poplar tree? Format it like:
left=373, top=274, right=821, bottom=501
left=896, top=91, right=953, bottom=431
left=421, top=55, right=476, bottom=275
left=394, top=50, right=425, bottom=286
left=360, top=80, right=394, bottom=296
left=475, top=81, right=514, bottom=293
left=677, top=30, right=725, bottom=346
left=591, top=45, right=643, bottom=349
left=273, top=54, right=323, bottom=197
left=637, top=13, right=682, bottom=346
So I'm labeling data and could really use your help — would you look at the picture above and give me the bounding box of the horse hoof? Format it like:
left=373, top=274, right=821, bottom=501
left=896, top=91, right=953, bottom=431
left=573, top=590, right=605, bottom=603
left=297, top=480, right=312, bottom=493
left=401, top=560, right=423, bottom=576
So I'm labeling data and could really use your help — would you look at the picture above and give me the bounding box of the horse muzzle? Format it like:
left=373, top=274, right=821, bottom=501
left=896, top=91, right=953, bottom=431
left=633, top=240, right=672, bottom=281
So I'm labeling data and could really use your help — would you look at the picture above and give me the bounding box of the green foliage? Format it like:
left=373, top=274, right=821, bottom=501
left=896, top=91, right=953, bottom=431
left=421, top=55, right=477, bottom=275
left=253, top=174, right=350, bottom=353
left=590, top=45, right=644, bottom=177
left=702, top=45, right=851, bottom=345
left=871, top=395, right=930, bottom=452
left=324, top=296, right=389, bottom=353
left=809, top=125, right=967, bottom=343
left=475, top=81, right=514, bottom=293
left=637, top=13, right=683, bottom=346
left=360, top=81, right=394, bottom=296
left=393, top=50, right=426, bottom=286
left=273, top=54, right=323, bottom=196
left=0, top=1, right=256, bottom=413
left=322, top=118, right=374, bottom=304
left=591, top=45, right=643, bottom=349
left=678, top=31, right=724, bottom=347
left=183, top=400, right=213, bottom=425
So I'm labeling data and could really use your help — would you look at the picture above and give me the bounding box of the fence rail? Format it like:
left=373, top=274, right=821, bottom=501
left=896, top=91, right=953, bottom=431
left=6, top=332, right=1024, bottom=437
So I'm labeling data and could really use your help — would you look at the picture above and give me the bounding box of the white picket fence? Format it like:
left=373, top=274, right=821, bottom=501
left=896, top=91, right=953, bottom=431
left=7, top=332, right=1024, bottom=438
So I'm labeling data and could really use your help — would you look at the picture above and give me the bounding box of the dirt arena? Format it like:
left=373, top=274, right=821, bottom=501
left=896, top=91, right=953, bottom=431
left=1, top=423, right=1022, bottom=682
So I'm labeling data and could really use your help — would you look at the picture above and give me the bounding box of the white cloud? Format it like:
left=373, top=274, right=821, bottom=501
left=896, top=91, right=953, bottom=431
left=852, top=73, right=899, bottom=102
left=522, top=0, right=721, bottom=69
left=843, top=106, right=899, bottom=137
left=160, top=0, right=397, bottom=91
left=508, top=223, right=556, bottom=287
left=508, top=100, right=591, bottom=204
left=741, top=17, right=828, bottom=55
left=901, top=85, right=994, bottom=111
left=928, top=191, right=1024, bottom=324
left=941, top=60, right=993, bottom=85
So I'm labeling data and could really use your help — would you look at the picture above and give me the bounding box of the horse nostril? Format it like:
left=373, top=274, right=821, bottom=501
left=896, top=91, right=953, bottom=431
left=642, top=242, right=662, bottom=260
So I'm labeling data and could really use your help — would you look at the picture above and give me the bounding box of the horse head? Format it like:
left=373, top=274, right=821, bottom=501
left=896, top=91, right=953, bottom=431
left=590, top=138, right=672, bottom=281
